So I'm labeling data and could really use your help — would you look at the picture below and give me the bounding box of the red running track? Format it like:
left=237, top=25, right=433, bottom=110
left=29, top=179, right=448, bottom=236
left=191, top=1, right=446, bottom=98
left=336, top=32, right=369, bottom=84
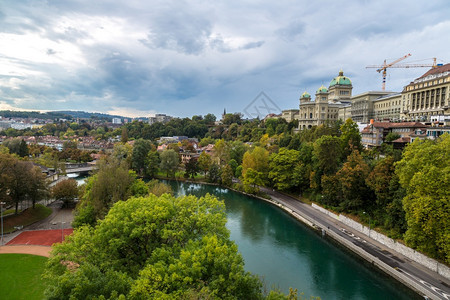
left=6, top=229, right=74, bottom=246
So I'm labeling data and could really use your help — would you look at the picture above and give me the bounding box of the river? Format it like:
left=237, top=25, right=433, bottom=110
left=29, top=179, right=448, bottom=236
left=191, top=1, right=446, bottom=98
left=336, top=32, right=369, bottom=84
left=166, top=180, right=420, bottom=300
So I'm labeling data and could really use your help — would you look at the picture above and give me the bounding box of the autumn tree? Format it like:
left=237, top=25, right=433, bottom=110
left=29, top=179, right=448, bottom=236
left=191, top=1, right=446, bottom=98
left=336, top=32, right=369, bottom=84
left=52, top=179, right=79, bottom=207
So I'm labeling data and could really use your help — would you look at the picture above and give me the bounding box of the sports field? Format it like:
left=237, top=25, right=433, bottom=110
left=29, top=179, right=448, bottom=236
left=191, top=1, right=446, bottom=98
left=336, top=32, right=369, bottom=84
left=0, top=253, right=47, bottom=299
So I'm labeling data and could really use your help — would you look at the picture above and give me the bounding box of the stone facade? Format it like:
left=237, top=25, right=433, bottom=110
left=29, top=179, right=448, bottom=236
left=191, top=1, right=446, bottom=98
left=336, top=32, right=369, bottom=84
left=350, top=91, right=394, bottom=123
left=373, top=93, right=402, bottom=121
left=402, top=63, right=450, bottom=122
left=297, top=70, right=352, bottom=130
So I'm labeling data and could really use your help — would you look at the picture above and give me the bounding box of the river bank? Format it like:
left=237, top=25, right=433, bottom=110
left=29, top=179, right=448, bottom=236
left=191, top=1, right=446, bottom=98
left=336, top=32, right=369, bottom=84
left=160, top=177, right=449, bottom=300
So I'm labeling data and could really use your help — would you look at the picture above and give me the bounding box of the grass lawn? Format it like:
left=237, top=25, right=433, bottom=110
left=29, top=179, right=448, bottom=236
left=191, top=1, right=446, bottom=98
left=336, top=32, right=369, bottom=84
left=0, top=253, right=47, bottom=299
left=2, top=204, right=52, bottom=234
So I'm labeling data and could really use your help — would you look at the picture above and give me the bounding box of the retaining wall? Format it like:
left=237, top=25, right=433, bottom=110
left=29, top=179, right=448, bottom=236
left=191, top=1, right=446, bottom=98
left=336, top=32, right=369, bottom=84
left=311, top=203, right=450, bottom=281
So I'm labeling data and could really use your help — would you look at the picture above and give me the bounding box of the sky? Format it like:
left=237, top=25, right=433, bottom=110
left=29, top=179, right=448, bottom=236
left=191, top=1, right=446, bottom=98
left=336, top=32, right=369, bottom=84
left=0, top=0, right=449, bottom=119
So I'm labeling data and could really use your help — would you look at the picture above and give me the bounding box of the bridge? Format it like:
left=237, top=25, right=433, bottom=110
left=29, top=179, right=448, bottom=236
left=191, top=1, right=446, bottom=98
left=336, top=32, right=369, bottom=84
left=65, top=164, right=97, bottom=174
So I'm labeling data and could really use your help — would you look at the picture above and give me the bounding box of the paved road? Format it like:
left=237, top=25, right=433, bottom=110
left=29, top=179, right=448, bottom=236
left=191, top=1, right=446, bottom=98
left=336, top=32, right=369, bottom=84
left=2, top=201, right=74, bottom=245
left=260, top=187, right=450, bottom=300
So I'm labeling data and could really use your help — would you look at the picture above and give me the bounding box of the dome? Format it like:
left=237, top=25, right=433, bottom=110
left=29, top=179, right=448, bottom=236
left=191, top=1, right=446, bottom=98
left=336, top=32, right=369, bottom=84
left=329, top=70, right=352, bottom=87
left=316, top=85, right=328, bottom=93
left=301, top=91, right=311, bottom=98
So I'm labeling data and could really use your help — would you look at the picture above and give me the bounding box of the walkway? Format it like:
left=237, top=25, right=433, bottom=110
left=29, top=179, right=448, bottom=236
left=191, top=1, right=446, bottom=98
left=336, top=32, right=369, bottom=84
left=259, top=187, right=450, bottom=300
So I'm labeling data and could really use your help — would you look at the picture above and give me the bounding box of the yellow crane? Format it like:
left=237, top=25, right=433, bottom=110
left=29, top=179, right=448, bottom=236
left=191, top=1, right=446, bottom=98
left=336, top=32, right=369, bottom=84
left=366, top=54, right=439, bottom=90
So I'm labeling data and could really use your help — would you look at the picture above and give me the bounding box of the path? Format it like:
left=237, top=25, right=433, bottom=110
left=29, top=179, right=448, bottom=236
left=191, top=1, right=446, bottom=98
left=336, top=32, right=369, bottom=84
left=259, top=187, right=450, bottom=300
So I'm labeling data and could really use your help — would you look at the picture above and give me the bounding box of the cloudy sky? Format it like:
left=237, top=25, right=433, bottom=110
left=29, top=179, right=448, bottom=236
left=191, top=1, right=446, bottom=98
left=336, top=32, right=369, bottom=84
left=0, top=1, right=449, bottom=118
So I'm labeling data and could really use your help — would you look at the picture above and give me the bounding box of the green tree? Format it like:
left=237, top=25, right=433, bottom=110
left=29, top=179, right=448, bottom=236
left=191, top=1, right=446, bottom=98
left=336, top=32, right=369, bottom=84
left=395, top=135, right=450, bottom=262
left=385, top=132, right=401, bottom=142
left=313, top=135, right=342, bottom=176
left=129, top=178, right=149, bottom=197
left=160, top=149, right=180, bottom=177
left=44, top=194, right=262, bottom=299
left=131, top=139, right=153, bottom=176
left=207, top=162, right=221, bottom=183
left=121, top=127, right=129, bottom=143
left=145, top=150, right=160, bottom=178
left=242, top=146, right=269, bottom=185
left=52, top=179, right=79, bottom=207
left=221, top=164, right=233, bottom=187
left=340, top=118, right=362, bottom=158
left=336, top=150, right=372, bottom=211
left=184, top=157, right=199, bottom=179
left=213, top=139, right=229, bottom=166
left=198, top=152, right=212, bottom=176
left=269, top=148, right=302, bottom=191
left=112, top=143, right=133, bottom=167
left=73, top=158, right=134, bottom=226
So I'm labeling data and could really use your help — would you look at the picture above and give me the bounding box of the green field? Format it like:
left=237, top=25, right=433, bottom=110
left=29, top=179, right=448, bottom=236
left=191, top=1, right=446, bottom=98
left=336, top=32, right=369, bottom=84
left=0, top=254, right=47, bottom=299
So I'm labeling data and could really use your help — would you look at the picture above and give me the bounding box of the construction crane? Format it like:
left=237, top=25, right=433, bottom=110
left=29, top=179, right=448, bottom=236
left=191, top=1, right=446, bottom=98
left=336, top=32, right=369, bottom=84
left=366, top=54, right=439, bottom=91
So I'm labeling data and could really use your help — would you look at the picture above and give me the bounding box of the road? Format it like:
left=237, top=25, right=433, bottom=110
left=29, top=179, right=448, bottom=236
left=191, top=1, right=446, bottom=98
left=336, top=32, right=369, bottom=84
left=2, top=200, right=74, bottom=245
left=259, top=187, right=450, bottom=300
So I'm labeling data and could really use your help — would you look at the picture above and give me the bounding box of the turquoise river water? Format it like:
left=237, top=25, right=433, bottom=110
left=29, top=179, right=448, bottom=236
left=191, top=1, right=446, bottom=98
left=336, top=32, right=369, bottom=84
left=167, top=181, right=420, bottom=300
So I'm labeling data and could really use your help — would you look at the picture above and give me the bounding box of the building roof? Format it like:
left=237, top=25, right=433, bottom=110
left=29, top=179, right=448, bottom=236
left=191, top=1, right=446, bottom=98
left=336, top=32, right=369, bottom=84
left=417, top=63, right=450, bottom=79
left=316, top=85, right=328, bottom=93
left=301, top=91, right=311, bottom=98
left=392, top=137, right=411, bottom=143
left=329, top=70, right=352, bottom=87
left=362, top=122, right=427, bottom=133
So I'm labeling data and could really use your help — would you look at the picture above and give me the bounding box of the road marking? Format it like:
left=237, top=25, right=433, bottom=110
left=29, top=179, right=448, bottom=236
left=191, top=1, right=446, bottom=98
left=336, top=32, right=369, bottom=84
left=401, top=270, right=450, bottom=300
left=340, top=228, right=367, bottom=243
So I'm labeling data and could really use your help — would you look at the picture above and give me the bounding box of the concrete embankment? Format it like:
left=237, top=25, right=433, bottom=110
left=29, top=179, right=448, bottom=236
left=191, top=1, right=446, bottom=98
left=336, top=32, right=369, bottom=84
left=249, top=192, right=443, bottom=300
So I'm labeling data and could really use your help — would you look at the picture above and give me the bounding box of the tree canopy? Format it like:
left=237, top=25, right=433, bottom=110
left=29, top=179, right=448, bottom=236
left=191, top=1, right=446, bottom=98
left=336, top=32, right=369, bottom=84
left=45, top=194, right=264, bottom=299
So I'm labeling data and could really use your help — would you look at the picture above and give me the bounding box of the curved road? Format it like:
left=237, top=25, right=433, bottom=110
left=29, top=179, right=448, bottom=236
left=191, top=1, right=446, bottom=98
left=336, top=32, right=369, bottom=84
left=259, top=187, right=450, bottom=300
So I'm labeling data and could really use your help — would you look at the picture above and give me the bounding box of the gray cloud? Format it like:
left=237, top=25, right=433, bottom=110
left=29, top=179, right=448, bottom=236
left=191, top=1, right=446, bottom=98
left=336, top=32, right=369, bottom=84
left=0, top=0, right=449, bottom=117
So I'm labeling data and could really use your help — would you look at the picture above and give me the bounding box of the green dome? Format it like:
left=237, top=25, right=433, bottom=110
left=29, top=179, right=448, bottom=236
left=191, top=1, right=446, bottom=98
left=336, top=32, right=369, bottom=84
left=316, top=85, right=328, bottom=93
left=301, top=91, right=311, bottom=98
left=329, top=70, right=352, bottom=87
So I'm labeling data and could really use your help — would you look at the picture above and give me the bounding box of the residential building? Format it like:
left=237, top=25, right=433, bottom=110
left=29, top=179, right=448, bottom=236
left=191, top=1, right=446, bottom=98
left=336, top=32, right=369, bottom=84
left=361, top=121, right=427, bottom=148
left=149, top=113, right=173, bottom=125
left=402, top=63, right=450, bottom=121
left=112, top=117, right=122, bottom=124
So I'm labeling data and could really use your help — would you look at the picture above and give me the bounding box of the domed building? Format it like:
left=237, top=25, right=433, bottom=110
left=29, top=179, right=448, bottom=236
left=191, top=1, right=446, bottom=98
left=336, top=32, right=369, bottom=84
left=296, top=70, right=353, bottom=130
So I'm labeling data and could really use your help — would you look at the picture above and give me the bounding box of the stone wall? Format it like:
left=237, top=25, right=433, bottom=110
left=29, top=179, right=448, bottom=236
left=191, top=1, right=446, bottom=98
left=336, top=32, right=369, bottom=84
left=311, top=203, right=450, bottom=281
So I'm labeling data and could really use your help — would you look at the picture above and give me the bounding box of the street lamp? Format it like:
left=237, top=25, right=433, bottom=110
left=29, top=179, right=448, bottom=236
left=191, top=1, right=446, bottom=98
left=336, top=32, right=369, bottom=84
left=0, top=202, right=6, bottom=246
left=363, top=211, right=371, bottom=238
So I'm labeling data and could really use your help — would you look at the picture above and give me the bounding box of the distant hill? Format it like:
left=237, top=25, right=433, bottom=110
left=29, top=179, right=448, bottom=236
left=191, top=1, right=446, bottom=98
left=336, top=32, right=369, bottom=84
left=0, top=110, right=148, bottom=121
left=54, top=111, right=125, bottom=121
left=0, top=110, right=72, bottom=120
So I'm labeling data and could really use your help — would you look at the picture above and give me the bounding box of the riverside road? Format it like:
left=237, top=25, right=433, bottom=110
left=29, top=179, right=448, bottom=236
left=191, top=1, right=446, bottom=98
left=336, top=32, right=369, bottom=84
left=259, top=187, right=450, bottom=300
